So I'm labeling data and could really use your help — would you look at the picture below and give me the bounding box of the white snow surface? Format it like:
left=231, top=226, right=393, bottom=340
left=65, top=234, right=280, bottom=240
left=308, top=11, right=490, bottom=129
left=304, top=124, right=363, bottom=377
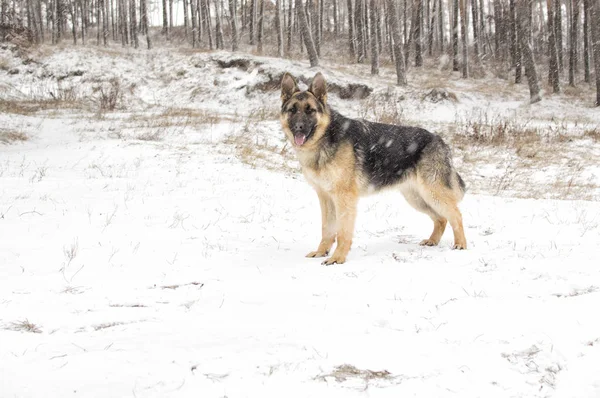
left=1, top=45, right=600, bottom=397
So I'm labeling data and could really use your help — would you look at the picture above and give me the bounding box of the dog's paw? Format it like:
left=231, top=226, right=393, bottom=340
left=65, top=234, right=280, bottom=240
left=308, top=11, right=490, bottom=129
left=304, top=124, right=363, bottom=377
left=306, top=250, right=329, bottom=258
left=321, top=255, right=346, bottom=266
left=452, top=243, right=467, bottom=250
left=419, top=239, right=439, bottom=246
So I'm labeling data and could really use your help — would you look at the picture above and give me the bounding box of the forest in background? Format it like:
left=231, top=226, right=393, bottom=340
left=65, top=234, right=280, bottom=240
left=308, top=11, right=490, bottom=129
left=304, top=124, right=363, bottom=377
left=1, top=0, right=600, bottom=106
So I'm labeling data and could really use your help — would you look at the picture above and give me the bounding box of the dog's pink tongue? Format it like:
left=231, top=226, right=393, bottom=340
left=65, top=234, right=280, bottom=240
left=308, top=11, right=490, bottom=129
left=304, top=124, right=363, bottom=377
left=294, top=134, right=306, bottom=146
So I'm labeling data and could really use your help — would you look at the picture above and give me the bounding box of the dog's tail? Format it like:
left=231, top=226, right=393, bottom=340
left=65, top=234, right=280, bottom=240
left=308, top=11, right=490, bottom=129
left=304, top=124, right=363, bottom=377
left=454, top=171, right=467, bottom=202
left=457, top=172, right=466, bottom=193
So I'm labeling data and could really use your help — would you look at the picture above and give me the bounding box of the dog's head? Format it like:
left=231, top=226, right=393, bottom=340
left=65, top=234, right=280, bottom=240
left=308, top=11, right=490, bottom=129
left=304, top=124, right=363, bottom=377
left=280, top=72, right=330, bottom=148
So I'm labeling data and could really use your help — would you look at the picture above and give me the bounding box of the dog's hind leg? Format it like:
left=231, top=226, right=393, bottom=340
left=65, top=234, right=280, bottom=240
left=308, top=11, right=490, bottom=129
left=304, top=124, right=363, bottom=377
left=416, top=180, right=467, bottom=250
left=400, top=185, right=447, bottom=246
left=306, top=189, right=337, bottom=258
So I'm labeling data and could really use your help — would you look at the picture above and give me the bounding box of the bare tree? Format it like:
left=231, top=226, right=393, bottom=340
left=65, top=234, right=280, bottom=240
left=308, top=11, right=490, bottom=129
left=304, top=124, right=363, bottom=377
left=547, top=0, right=561, bottom=93
left=415, top=0, right=423, bottom=66
left=249, top=0, right=256, bottom=44
left=387, top=0, right=407, bottom=84
left=591, top=0, right=600, bottom=105
left=296, top=0, right=319, bottom=66
left=191, top=0, right=197, bottom=47
left=143, top=0, right=151, bottom=48
left=104, top=0, right=110, bottom=45
left=517, top=0, right=541, bottom=103
left=214, top=0, right=224, bottom=49
left=162, top=0, right=168, bottom=36
left=355, top=0, right=365, bottom=62
left=460, top=0, right=468, bottom=77
left=275, top=0, right=284, bottom=56
left=428, top=0, right=436, bottom=56
left=493, top=0, right=503, bottom=59
left=333, top=0, right=338, bottom=36
left=569, top=0, right=580, bottom=86
left=229, top=0, right=239, bottom=50
left=471, top=0, right=479, bottom=58
left=130, top=0, right=138, bottom=48
left=287, top=0, right=293, bottom=52
left=583, top=0, right=590, bottom=82
left=439, top=0, right=444, bottom=52
left=452, top=0, right=459, bottom=71
left=183, top=0, right=189, bottom=38
left=347, top=0, right=355, bottom=58
left=257, top=0, right=264, bottom=52
left=370, top=0, right=378, bottom=74
left=1, top=0, right=7, bottom=25
left=121, top=0, right=129, bottom=46
left=555, top=0, right=563, bottom=71
left=203, top=0, right=214, bottom=49
left=169, top=0, right=173, bottom=31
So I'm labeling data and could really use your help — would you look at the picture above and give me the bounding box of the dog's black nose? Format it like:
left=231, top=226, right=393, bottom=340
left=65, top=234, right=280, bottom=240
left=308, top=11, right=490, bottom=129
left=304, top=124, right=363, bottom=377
left=294, top=123, right=304, bottom=132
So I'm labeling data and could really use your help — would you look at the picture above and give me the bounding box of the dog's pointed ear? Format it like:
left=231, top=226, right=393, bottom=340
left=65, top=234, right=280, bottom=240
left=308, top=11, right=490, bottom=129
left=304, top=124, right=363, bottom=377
left=281, top=73, right=299, bottom=104
left=309, top=72, right=327, bottom=104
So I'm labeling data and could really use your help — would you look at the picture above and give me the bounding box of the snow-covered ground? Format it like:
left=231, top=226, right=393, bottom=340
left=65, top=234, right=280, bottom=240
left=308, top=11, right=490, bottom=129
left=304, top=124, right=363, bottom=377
left=1, top=44, right=600, bottom=397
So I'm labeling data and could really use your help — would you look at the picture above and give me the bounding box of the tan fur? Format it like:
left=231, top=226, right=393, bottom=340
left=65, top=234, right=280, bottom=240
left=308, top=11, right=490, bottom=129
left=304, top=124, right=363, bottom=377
left=306, top=189, right=336, bottom=258
left=413, top=176, right=467, bottom=250
left=297, top=142, right=360, bottom=264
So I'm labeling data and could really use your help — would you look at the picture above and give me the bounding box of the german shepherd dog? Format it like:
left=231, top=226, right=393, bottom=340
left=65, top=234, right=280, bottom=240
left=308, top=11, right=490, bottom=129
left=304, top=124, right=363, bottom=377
left=280, top=72, right=467, bottom=265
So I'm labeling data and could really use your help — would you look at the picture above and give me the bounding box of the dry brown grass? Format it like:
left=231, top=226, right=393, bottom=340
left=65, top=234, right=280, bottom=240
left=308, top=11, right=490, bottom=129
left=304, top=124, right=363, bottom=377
left=358, top=94, right=405, bottom=126
left=316, top=364, right=395, bottom=384
left=223, top=121, right=296, bottom=173
left=0, top=129, right=28, bottom=144
left=0, top=98, right=83, bottom=115
left=127, top=107, right=226, bottom=129
left=135, top=131, right=164, bottom=141
left=6, top=319, right=42, bottom=333
left=450, top=114, right=593, bottom=153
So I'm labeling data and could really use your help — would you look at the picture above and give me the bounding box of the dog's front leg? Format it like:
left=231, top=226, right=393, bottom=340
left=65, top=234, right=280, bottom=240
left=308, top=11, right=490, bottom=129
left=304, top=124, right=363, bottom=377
left=306, top=190, right=336, bottom=258
left=322, top=190, right=358, bottom=265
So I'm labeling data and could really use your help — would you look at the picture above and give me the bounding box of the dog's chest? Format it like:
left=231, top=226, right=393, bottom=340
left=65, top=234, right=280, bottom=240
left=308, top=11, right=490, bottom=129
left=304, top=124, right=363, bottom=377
left=301, top=161, right=361, bottom=194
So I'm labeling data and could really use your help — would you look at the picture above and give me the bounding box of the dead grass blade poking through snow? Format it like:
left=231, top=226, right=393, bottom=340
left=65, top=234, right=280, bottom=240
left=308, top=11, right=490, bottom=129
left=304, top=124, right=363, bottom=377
left=316, top=364, right=397, bottom=389
left=6, top=319, right=42, bottom=333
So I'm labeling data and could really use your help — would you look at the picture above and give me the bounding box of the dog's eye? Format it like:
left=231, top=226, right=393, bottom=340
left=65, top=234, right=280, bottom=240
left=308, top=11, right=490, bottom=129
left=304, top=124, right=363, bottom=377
left=305, top=106, right=315, bottom=114
left=289, top=106, right=297, bottom=114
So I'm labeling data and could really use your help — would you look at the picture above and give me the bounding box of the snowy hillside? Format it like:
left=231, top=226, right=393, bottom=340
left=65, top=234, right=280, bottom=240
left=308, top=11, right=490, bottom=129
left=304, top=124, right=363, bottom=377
left=1, top=44, right=600, bottom=397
